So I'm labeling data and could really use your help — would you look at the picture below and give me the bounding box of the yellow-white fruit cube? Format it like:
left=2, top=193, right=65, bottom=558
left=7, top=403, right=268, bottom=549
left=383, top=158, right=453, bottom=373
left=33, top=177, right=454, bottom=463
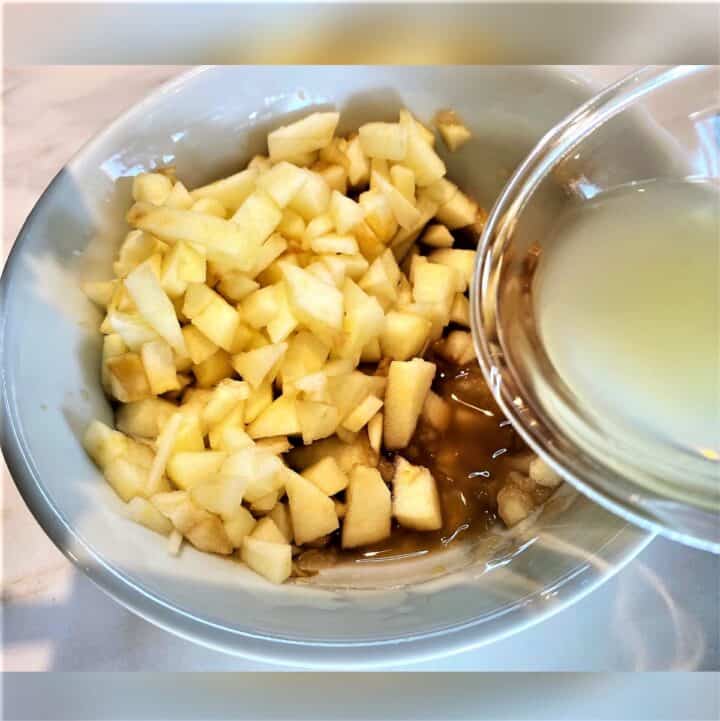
left=390, top=165, right=416, bottom=203
left=342, top=395, right=383, bottom=433
left=268, top=502, right=294, bottom=542
left=281, top=262, right=344, bottom=338
left=241, top=537, right=292, bottom=584
left=190, top=169, right=258, bottom=212
left=450, top=293, right=470, bottom=327
left=358, top=190, right=397, bottom=243
left=114, top=398, right=176, bottom=438
left=310, top=234, right=358, bottom=255
left=529, top=457, right=563, bottom=488
left=232, top=341, right=287, bottom=389
left=434, top=110, right=472, bottom=152
left=346, top=135, right=371, bottom=186
left=106, top=352, right=152, bottom=402
left=428, top=248, right=475, bottom=293
left=301, top=456, right=349, bottom=496
left=250, top=516, right=288, bottom=544
left=183, top=284, right=240, bottom=351
left=380, top=311, right=432, bottom=361
left=132, top=172, right=173, bottom=206
left=284, top=468, right=339, bottom=545
left=230, top=189, right=283, bottom=247
left=392, top=457, right=442, bottom=531
left=257, top=161, right=309, bottom=207
left=127, top=496, right=173, bottom=535
left=435, top=190, right=478, bottom=229
left=384, top=358, right=436, bottom=449
left=287, top=170, right=331, bottom=221
left=166, top=451, right=228, bottom=490
left=247, top=395, right=300, bottom=438
left=223, top=507, right=257, bottom=547
left=342, top=465, right=392, bottom=548
left=358, top=122, right=407, bottom=161
left=371, top=170, right=420, bottom=231
left=268, top=112, right=340, bottom=162
left=399, top=112, right=446, bottom=186
left=140, top=339, right=179, bottom=394
left=296, top=400, right=339, bottom=444
left=421, top=224, right=454, bottom=248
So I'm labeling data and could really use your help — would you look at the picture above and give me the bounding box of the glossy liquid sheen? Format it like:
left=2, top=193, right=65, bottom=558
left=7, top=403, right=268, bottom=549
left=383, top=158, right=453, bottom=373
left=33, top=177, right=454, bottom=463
left=536, top=179, right=719, bottom=457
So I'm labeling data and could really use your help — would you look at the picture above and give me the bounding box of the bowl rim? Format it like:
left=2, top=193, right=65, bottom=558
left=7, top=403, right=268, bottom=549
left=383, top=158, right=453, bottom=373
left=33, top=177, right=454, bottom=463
left=0, top=65, right=654, bottom=668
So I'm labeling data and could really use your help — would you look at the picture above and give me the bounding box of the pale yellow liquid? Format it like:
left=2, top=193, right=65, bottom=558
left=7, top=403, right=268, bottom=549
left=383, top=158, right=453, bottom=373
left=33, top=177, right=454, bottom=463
left=536, top=179, right=719, bottom=458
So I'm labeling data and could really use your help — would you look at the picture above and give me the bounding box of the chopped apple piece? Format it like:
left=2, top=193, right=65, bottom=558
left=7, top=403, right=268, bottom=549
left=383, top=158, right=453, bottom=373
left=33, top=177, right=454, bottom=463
left=83, top=420, right=129, bottom=469
left=192, top=349, right=234, bottom=387
left=421, top=224, right=454, bottom=248
left=202, top=379, right=250, bottom=427
left=290, top=370, right=329, bottom=402
left=384, top=358, right=436, bottom=449
left=497, top=485, right=535, bottom=527
left=114, top=398, right=176, bottom=438
left=428, top=248, right=475, bottom=293
left=301, top=456, right=349, bottom=496
left=435, top=190, right=477, bottom=229
left=279, top=330, right=330, bottom=384
left=256, top=161, right=309, bottom=207
left=342, top=466, right=391, bottom=548
left=421, top=390, right=451, bottom=432
left=106, top=353, right=151, bottom=402
left=287, top=170, right=331, bottom=221
left=371, top=170, right=420, bottom=230
left=358, top=248, right=400, bottom=310
left=229, top=188, right=283, bottom=248
left=139, top=339, right=179, bottom=394
left=346, top=135, right=371, bottom=186
left=277, top=207, right=306, bottom=242
left=216, top=272, right=258, bottom=303
left=243, top=380, right=274, bottom=423
left=399, top=112, right=446, bottom=187
left=336, top=278, right=385, bottom=364
left=166, top=529, right=183, bottom=555
left=82, top=279, right=117, bottom=308
left=310, top=233, right=358, bottom=255
left=184, top=284, right=239, bottom=351
left=367, top=412, right=383, bottom=455
left=437, top=330, right=476, bottom=365
left=327, top=371, right=374, bottom=424
left=240, top=285, right=281, bottom=329
left=287, top=433, right=373, bottom=474
left=434, top=110, right=472, bottom=152
left=358, top=189, right=397, bottom=243
left=232, top=341, right=287, bottom=389
left=181, top=324, right=219, bottom=365
left=358, top=122, right=407, bottom=161
left=450, top=293, right=470, bottom=327
left=529, top=457, right=563, bottom=488
left=189, top=168, right=258, bottom=212
left=171, top=413, right=206, bottom=453
left=247, top=395, right=300, bottom=438
left=321, top=253, right=369, bottom=281
left=250, top=517, right=288, bottom=544
left=342, top=395, right=383, bottom=433
left=164, top=181, right=194, bottom=210
left=241, top=537, right=292, bottom=584
left=128, top=496, right=173, bottom=535
left=284, top=468, right=339, bottom=544
left=390, top=165, right=416, bottom=203
left=281, top=263, right=343, bottom=340
left=124, top=260, right=187, bottom=356
left=250, top=491, right=281, bottom=515
left=361, top=337, right=382, bottom=363
left=127, top=203, right=261, bottom=272
left=380, top=311, right=432, bottom=361
left=191, top=197, right=227, bottom=218
left=132, top=172, right=173, bottom=206
left=223, top=507, right=257, bottom=547
left=103, top=457, right=150, bottom=502
left=268, top=112, right=340, bottom=162
left=412, top=261, right=456, bottom=332
left=392, top=457, right=442, bottom=531
left=296, top=400, right=339, bottom=444
left=268, top=502, right=294, bottom=542
left=166, top=450, right=227, bottom=490
left=161, top=241, right=206, bottom=298
left=146, top=412, right=183, bottom=495
left=399, top=109, right=435, bottom=146
left=314, top=162, right=347, bottom=195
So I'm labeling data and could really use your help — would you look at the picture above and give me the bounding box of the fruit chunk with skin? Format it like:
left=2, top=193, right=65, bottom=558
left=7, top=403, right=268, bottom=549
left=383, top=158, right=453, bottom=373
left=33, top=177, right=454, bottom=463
left=342, top=465, right=392, bottom=548
left=392, top=457, right=442, bottom=531
left=384, top=358, right=436, bottom=449
left=284, top=468, right=339, bottom=545
left=301, top=456, right=349, bottom=496
left=241, top=537, right=292, bottom=584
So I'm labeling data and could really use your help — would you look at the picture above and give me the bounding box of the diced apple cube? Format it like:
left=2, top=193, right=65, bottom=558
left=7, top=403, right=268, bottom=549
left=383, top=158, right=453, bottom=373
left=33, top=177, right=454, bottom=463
left=251, top=517, right=288, bottom=544
left=268, top=112, right=340, bottom=162
left=166, top=450, right=227, bottom=490
left=216, top=272, right=259, bottom=303
left=380, top=311, right=432, bottom=361
left=361, top=337, right=382, bottom=363
left=241, top=537, right=292, bottom=584
left=243, top=380, right=274, bottom=423
left=399, top=109, right=436, bottom=146
left=429, top=248, right=475, bottom=293
left=184, top=284, right=239, bottom=351
left=256, top=161, right=309, bottom=207
left=192, top=349, right=234, bottom=387
left=223, top=506, right=257, bottom=547
left=83, top=420, right=129, bottom=469
left=247, top=395, right=300, bottom=438
left=437, top=330, right=476, bottom=365
left=287, top=170, right=331, bottom=220
left=114, top=398, right=176, bottom=438
left=132, top=172, right=173, bottom=206
left=202, top=379, right=250, bottom=427
left=421, top=390, right=451, bottom=432
left=371, top=170, right=420, bottom=230
left=240, top=285, right=281, bottom=329
left=189, top=168, right=258, bottom=213
left=342, top=395, right=383, bottom=433
left=342, top=465, right=391, bottom=548
left=392, top=457, right=442, bottom=531
left=268, top=502, right=294, bottom=542
left=421, top=224, right=454, bottom=248
left=399, top=112, right=447, bottom=186
left=164, top=181, right=194, bottom=210
left=104, top=457, right=150, bottom=502
left=284, top=468, right=339, bottom=545
left=384, top=358, right=436, bottom=449
left=310, top=234, right=359, bottom=255
left=434, top=109, right=472, bottom=152
left=250, top=491, right=281, bottom=515
left=279, top=330, right=330, bottom=384
left=296, top=400, right=339, bottom=444
left=281, top=263, right=344, bottom=340
left=358, top=122, right=407, bottom=161
left=321, top=253, right=369, bottom=281
left=358, top=189, right=397, bottom=243
left=277, top=207, right=306, bottom=242
left=390, top=165, right=416, bottom=203
left=412, top=262, right=455, bottom=322
left=450, top=293, right=470, bottom=327
left=301, top=456, right=349, bottom=496
left=127, top=496, right=173, bottom=535
left=106, top=353, right=151, bottom=402
left=171, top=413, right=206, bottom=453
left=161, top=240, right=207, bottom=298
left=232, top=341, right=287, bottom=389
left=327, top=371, right=374, bottom=423
left=314, top=162, right=347, bottom=195
left=435, top=190, right=478, bottom=229
left=191, top=197, right=227, bottom=218
left=229, top=189, right=283, bottom=248
left=287, top=433, right=373, bottom=474
left=529, top=457, right=563, bottom=488
left=497, top=484, right=535, bottom=527
left=346, top=135, right=371, bottom=187
left=335, top=278, right=385, bottom=364
left=140, top=339, right=179, bottom=394
left=367, top=412, right=383, bottom=455
left=82, top=279, right=117, bottom=308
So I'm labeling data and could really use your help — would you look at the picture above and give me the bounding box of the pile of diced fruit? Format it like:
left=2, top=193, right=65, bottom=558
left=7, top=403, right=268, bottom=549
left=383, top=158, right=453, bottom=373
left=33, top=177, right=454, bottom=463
left=82, top=107, right=559, bottom=584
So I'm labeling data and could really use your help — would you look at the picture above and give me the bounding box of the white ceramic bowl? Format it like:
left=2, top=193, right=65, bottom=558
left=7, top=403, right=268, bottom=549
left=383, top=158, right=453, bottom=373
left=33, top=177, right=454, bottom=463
left=0, top=67, right=651, bottom=667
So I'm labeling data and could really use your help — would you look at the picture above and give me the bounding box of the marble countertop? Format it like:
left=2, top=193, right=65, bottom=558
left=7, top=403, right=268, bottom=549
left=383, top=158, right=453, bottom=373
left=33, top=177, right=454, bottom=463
left=2, top=66, right=718, bottom=673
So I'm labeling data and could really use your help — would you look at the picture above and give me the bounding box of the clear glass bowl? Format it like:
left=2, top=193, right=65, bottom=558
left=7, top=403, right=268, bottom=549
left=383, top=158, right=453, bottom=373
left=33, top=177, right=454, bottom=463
left=473, top=66, right=719, bottom=553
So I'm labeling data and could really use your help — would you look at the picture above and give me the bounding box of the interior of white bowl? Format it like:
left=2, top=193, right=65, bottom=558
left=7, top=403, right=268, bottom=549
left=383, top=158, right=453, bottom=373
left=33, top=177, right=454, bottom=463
left=0, top=66, right=651, bottom=666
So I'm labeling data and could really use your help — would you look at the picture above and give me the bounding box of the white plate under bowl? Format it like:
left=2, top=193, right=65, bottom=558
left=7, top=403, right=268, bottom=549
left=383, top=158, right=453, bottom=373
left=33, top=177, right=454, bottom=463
left=0, top=66, right=651, bottom=668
